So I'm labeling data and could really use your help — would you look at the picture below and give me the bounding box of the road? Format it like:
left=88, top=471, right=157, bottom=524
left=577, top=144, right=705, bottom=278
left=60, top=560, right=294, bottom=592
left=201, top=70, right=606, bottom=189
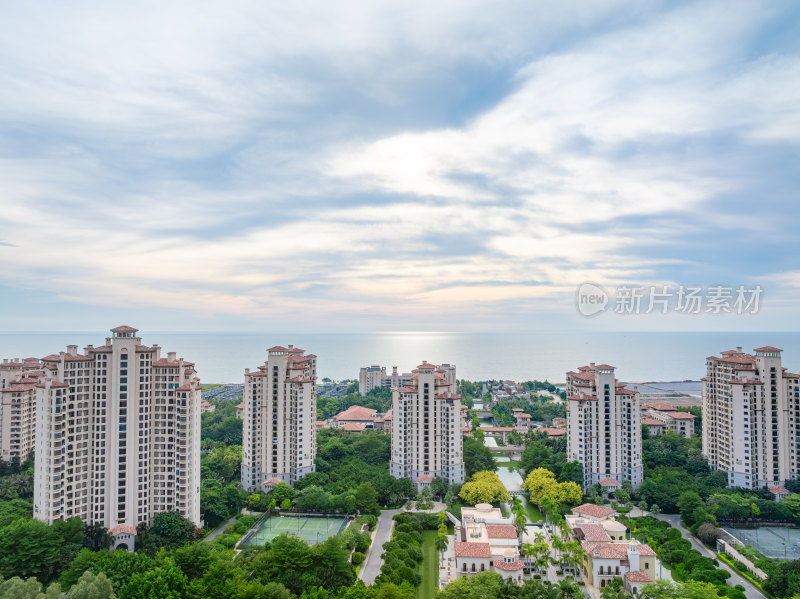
left=360, top=509, right=401, bottom=585
left=653, top=514, right=766, bottom=599
left=204, top=516, right=238, bottom=542
left=359, top=502, right=449, bottom=584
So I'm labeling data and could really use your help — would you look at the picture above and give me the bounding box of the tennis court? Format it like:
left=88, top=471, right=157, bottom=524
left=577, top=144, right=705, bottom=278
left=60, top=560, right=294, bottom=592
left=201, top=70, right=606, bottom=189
left=723, top=526, right=800, bottom=559
left=241, top=515, right=348, bottom=547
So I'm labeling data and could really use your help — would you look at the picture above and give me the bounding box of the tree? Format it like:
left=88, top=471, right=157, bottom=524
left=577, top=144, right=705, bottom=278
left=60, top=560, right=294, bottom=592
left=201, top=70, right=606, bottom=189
left=354, top=482, right=380, bottom=515
left=462, top=437, right=496, bottom=477
left=677, top=491, right=704, bottom=526
left=459, top=471, right=510, bottom=504
left=251, top=534, right=314, bottom=595
left=523, top=468, right=582, bottom=508
left=281, top=499, right=292, bottom=510
left=764, top=559, right=800, bottom=597
left=615, top=488, right=631, bottom=506
left=84, top=522, right=112, bottom=551
left=696, top=523, right=717, bottom=546
left=437, top=571, right=504, bottom=599
left=0, top=518, right=62, bottom=582
left=269, top=483, right=296, bottom=505
left=431, top=477, right=449, bottom=500
left=118, top=562, right=187, bottom=599
left=650, top=504, right=661, bottom=515
left=137, top=511, right=202, bottom=553
left=639, top=580, right=723, bottom=599
left=68, top=571, right=116, bottom=599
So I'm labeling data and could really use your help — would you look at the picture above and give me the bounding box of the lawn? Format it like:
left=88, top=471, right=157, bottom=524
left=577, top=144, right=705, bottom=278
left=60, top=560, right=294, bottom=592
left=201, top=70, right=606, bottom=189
left=417, top=530, right=439, bottom=599
left=522, top=497, right=545, bottom=523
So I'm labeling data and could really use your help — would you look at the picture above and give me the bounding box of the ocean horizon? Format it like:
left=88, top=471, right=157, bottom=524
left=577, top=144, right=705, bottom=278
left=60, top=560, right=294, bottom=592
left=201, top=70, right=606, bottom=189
left=2, top=331, right=799, bottom=385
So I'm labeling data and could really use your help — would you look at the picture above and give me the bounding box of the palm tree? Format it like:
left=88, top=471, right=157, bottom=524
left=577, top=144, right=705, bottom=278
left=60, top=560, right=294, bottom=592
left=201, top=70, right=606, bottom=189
left=515, top=512, right=527, bottom=538
left=521, top=542, right=536, bottom=571
left=556, top=579, right=580, bottom=599
left=436, top=532, right=449, bottom=567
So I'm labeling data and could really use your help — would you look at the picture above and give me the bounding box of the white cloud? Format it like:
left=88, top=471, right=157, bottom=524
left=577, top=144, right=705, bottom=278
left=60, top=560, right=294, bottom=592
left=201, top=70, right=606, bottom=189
left=0, top=0, right=798, bottom=330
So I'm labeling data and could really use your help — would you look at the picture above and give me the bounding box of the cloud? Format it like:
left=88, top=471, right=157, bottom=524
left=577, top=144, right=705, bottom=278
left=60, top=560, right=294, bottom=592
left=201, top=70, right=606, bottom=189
left=0, top=0, right=798, bottom=331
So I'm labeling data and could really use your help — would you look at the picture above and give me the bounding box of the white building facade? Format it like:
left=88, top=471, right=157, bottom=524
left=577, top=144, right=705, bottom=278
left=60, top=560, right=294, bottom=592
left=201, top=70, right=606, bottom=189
left=390, top=361, right=464, bottom=486
left=566, top=363, right=643, bottom=490
left=702, top=346, right=800, bottom=489
left=241, top=345, right=317, bottom=491
left=0, top=358, right=45, bottom=461
left=32, top=326, right=202, bottom=540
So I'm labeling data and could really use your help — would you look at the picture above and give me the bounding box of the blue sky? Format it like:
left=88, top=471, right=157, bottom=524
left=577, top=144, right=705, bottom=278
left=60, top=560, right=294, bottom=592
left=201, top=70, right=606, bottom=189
left=0, top=0, right=798, bottom=332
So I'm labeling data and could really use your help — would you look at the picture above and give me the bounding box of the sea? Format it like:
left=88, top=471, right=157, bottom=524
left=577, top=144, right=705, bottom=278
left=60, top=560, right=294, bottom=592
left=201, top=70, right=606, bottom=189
left=2, top=331, right=799, bottom=386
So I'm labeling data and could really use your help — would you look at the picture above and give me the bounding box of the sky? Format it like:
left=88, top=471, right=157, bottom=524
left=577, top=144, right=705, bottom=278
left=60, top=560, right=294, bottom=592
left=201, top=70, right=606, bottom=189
left=0, top=0, right=799, bottom=333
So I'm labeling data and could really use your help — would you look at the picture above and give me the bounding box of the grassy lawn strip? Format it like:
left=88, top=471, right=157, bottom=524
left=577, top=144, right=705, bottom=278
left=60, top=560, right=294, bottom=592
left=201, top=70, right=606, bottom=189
left=417, top=530, right=439, bottom=599
left=717, top=553, right=774, bottom=599
left=522, top=497, right=544, bottom=524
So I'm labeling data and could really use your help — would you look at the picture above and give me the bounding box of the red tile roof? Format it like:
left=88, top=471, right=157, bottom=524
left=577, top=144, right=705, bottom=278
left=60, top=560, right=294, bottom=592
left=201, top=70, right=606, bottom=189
left=539, top=428, right=566, bottom=437
left=644, top=403, right=677, bottom=411
left=455, top=542, right=492, bottom=558
left=108, top=525, right=137, bottom=536
left=594, top=364, right=615, bottom=369
left=568, top=394, right=597, bottom=401
left=625, top=570, right=653, bottom=583
left=642, top=417, right=664, bottom=426
left=268, top=346, right=289, bottom=352
left=111, top=326, right=138, bottom=333
left=1, top=384, right=36, bottom=393
left=573, top=504, right=617, bottom=519
left=717, top=355, right=756, bottom=365
left=263, top=478, right=281, bottom=485
left=568, top=371, right=595, bottom=381
left=335, top=405, right=378, bottom=422
left=670, top=412, right=696, bottom=420
left=486, top=524, right=518, bottom=539
left=599, top=478, right=621, bottom=486
left=494, top=557, right=524, bottom=571
left=416, top=475, right=433, bottom=482
left=578, top=523, right=611, bottom=542
left=342, top=422, right=366, bottom=432
left=769, top=486, right=789, bottom=494
left=755, top=346, right=783, bottom=353
left=582, top=542, right=627, bottom=559
left=615, top=388, right=637, bottom=395
left=637, top=544, right=657, bottom=556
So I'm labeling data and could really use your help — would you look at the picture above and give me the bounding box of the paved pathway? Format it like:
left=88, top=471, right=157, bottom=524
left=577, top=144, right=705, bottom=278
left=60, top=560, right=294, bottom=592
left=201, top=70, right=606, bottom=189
left=204, top=516, right=238, bottom=542
left=360, top=509, right=401, bottom=585
left=653, top=514, right=766, bottom=599
left=359, top=502, right=449, bottom=584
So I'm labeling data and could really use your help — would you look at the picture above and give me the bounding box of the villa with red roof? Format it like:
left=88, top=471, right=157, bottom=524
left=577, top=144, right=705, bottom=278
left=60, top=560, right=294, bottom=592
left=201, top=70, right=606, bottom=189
left=453, top=504, right=525, bottom=582
left=643, top=406, right=695, bottom=438
left=332, top=405, right=378, bottom=428
left=565, top=504, right=663, bottom=594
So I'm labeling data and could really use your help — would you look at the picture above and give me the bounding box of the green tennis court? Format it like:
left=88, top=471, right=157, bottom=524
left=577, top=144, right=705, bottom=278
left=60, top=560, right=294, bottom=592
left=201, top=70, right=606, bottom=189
left=241, top=515, right=348, bottom=546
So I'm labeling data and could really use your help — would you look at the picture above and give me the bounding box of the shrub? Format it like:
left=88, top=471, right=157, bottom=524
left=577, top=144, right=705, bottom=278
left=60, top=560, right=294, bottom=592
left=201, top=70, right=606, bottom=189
left=352, top=552, right=365, bottom=565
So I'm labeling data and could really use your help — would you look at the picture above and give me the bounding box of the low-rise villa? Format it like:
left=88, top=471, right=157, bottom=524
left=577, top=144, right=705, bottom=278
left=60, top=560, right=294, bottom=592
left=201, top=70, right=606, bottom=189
left=453, top=504, right=525, bottom=582
left=565, top=504, right=664, bottom=596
